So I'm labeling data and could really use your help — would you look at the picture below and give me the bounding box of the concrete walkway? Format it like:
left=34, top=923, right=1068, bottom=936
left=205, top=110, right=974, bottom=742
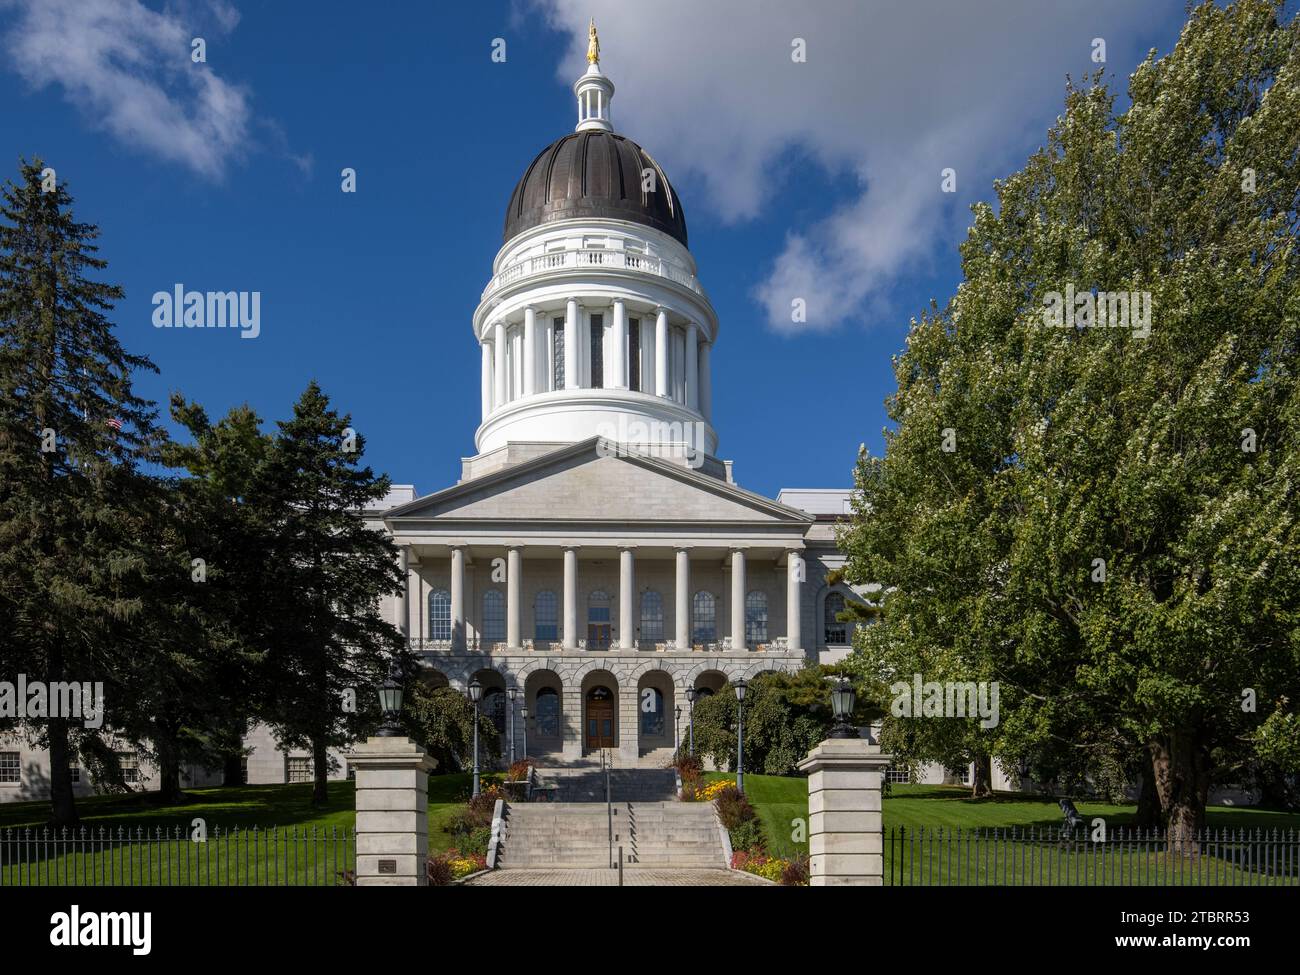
left=463, top=868, right=773, bottom=886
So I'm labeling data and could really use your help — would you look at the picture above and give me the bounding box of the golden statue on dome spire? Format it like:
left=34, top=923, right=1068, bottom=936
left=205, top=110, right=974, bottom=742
left=587, top=18, right=600, bottom=64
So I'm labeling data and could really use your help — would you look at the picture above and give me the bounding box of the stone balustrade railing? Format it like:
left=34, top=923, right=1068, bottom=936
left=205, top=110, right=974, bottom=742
left=482, top=246, right=704, bottom=300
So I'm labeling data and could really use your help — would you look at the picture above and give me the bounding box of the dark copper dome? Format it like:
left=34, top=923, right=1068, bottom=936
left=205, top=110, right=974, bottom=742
left=503, top=131, right=688, bottom=247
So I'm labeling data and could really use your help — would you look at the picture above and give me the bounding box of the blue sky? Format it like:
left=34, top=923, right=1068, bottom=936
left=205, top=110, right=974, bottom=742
left=0, top=0, right=1195, bottom=498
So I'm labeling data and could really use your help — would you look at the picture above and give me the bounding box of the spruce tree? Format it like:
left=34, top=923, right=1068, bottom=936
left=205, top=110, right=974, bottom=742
left=0, top=159, right=162, bottom=824
left=258, top=382, right=407, bottom=804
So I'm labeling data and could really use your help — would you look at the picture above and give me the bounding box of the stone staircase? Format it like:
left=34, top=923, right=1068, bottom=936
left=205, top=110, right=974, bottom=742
left=495, top=767, right=726, bottom=870
left=498, top=801, right=724, bottom=869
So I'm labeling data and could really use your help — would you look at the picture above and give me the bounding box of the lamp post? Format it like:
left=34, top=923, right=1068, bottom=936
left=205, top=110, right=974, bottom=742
left=507, top=686, right=518, bottom=764
left=829, top=676, right=859, bottom=739
left=674, top=705, right=682, bottom=753
left=468, top=678, right=483, bottom=797
left=685, top=686, right=697, bottom=757
left=521, top=704, right=529, bottom=761
left=376, top=674, right=405, bottom=737
left=733, top=678, right=748, bottom=795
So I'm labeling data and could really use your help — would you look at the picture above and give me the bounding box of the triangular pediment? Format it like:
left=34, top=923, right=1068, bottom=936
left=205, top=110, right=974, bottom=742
left=384, top=438, right=810, bottom=526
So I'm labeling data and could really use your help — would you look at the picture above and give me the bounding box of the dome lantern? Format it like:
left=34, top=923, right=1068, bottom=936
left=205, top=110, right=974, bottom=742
left=574, top=20, right=614, bottom=133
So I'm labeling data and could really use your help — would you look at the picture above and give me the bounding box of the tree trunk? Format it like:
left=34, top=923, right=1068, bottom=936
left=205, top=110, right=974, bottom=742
left=970, top=753, right=993, bottom=798
left=1149, top=734, right=1208, bottom=856
left=311, top=735, right=329, bottom=806
left=46, top=643, right=78, bottom=826
left=1135, top=748, right=1162, bottom=827
left=154, top=736, right=185, bottom=804
left=222, top=752, right=245, bottom=787
left=46, top=715, right=78, bottom=826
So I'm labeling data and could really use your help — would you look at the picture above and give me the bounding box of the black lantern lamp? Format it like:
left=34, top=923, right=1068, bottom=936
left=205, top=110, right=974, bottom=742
left=733, top=678, right=748, bottom=794
left=830, top=676, right=859, bottom=739
left=506, top=686, right=519, bottom=764
left=468, top=678, right=483, bottom=797
left=377, top=673, right=404, bottom=737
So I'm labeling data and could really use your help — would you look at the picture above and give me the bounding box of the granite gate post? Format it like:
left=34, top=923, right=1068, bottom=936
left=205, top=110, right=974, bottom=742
left=797, top=737, right=892, bottom=886
left=348, top=736, right=437, bottom=886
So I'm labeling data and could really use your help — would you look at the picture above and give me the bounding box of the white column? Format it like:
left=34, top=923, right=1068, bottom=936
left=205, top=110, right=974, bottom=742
left=787, top=552, right=803, bottom=652
left=730, top=548, right=746, bottom=650
left=481, top=342, right=492, bottom=417
left=699, top=341, right=712, bottom=421
left=522, top=306, right=536, bottom=397
left=493, top=321, right=507, bottom=406
left=685, top=322, right=699, bottom=411
left=640, top=318, right=653, bottom=394
left=675, top=548, right=690, bottom=650
left=618, top=547, right=635, bottom=649
left=506, top=546, right=521, bottom=649
left=654, top=307, right=669, bottom=397
left=564, top=298, right=579, bottom=390
left=563, top=546, right=578, bottom=649
left=398, top=546, right=410, bottom=639
left=450, top=546, right=466, bottom=649
left=611, top=298, right=627, bottom=389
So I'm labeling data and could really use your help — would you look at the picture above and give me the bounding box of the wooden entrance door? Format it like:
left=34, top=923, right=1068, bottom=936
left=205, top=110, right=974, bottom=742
left=585, top=688, right=615, bottom=749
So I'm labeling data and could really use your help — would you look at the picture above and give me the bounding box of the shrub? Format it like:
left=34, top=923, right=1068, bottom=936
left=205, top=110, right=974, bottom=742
left=728, top=817, right=764, bottom=854
left=714, top=784, right=756, bottom=829
left=505, top=759, right=532, bottom=783
left=427, top=848, right=488, bottom=886
left=464, top=784, right=505, bottom=828
left=781, top=855, right=810, bottom=886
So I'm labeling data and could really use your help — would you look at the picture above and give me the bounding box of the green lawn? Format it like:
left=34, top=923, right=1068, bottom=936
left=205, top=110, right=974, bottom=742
left=0, top=773, right=491, bottom=886
left=701, top=773, right=1300, bottom=884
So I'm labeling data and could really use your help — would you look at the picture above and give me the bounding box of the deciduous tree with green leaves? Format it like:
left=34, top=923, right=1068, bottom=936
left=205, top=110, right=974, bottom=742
left=841, top=0, right=1300, bottom=846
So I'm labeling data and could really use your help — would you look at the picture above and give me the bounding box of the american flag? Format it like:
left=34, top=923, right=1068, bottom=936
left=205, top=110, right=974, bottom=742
left=106, top=417, right=122, bottom=431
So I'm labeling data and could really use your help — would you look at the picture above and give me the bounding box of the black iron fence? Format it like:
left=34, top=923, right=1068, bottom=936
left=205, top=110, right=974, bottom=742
left=886, top=826, right=1300, bottom=885
left=0, top=826, right=354, bottom=886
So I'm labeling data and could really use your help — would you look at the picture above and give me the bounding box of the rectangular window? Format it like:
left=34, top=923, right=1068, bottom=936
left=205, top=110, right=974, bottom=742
left=885, top=766, right=911, bottom=785
left=287, top=757, right=313, bottom=783
left=0, top=751, right=19, bottom=784
left=628, top=318, right=641, bottom=391
left=590, top=313, right=604, bottom=389
left=117, top=751, right=140, bottom=784
left=69, top=766, right=81, bottom=783
left=552, top=317, right=565, bottom=389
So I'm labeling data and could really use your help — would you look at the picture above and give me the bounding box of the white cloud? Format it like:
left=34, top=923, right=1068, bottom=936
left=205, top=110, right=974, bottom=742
left=2, top=0, right=255, bottom=180
left=531, top=0, right=1181, bottom=332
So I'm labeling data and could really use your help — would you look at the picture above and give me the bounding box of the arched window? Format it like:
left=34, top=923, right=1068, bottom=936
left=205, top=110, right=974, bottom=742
left=482, top=590, right=505, bottom=642
left=692, top=591, right=716, bottom=644
left=640, top=687, right=665, bottom=736
left=824, top=591, right=848, bottom=645
left=535, top=687, right=560, bottom=738
left=745, top=590, right=768, bottom=644
left=428, top=589, right=451, bottom=641
left=534, top=590, right=558, bottom=641
left=483, top=687, right=506, bottom=734
left=587, top=590, right=611, bottom=649
left=640, top=590, right=664, bottom=642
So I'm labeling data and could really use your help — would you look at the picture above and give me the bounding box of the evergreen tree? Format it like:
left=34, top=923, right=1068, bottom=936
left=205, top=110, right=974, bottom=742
left=258, top=382, right=407, bottom=804
left=163, top=398, right=275, bottom=787
left=0, top=159, right=163, bottom=824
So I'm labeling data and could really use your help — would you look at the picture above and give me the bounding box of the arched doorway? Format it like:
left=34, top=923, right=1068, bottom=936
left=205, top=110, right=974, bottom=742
left=585, top=685, right=616, bottom=750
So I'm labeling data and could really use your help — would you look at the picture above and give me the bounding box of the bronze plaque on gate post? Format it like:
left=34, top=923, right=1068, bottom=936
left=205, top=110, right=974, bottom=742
left=378, top=859, right=396, bottom=874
